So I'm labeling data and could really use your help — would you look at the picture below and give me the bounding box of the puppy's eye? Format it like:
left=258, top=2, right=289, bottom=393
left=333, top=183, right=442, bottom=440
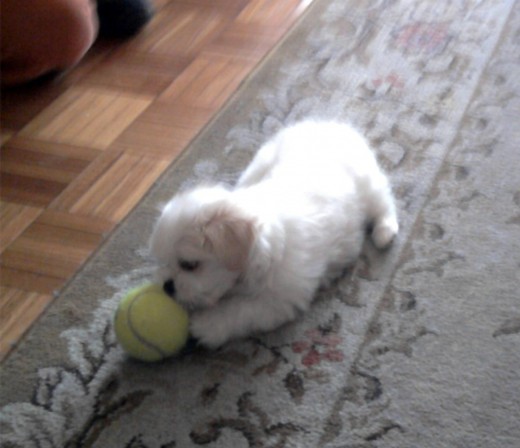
left=179, top=259, right=200, bottom=272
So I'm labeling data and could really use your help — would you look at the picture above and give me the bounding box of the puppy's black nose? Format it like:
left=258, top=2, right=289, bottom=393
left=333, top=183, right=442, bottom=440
left=163, top=279, right=176, bottom=297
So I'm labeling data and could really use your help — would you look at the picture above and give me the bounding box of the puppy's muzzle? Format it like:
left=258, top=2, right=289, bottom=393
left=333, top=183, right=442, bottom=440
left=162, top=278, right=200, bottom=352
left=163, top=279, right=176, bottom=297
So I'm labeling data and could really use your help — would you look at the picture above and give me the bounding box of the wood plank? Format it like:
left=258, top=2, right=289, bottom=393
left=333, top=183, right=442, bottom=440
left=20, top=222, right=103, bottom=250
left=0, top=287, right=53, bottom=360
left=0, top=202, right=42, bottom=253
left=37, top=210, right=114, bottom=235
left=207, top=22, right=287, bottom=59
left=160, top=53, right=257, bottom=108
left=90, top=157, right=170, bottom=221
left=111, top=102, right=214, bottom=157
left=44, top=93, right=117, bottom=142
left=17, top=88, right=86, bottom=136
left=2, top=136, right=101, bottom=161
left=127, top=2, right=231, bottom=57
left=1, top=217, right=105, bottom=279
left=69, top=154, right=170, bottom=221
left=237, top=0, right=307, bottom=25
left=0, top=266, right=64, bottom=295
left=78, top=50, right=194, bottom=95
left=72, top=94, right=151, bottom=148
left=50, top=149, right=123, bottom=212
left=1, top=137, right=100, bottom=184
left=0, top=172, right=67, bottom=207
left=20, top=88, right=152, bottom=150
left=175, top=0, right=249, bottom=12
left=1, top=242, right=95, bottom=280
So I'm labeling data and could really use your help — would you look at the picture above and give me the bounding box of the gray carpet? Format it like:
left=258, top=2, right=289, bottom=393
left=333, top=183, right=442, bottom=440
left=1, top=0, right=520, bottom=446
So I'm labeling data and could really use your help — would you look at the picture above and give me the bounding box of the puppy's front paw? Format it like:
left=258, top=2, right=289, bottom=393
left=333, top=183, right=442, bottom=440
left=372, top=217, right=399, bottom=249
left=190, top=311, right=230, bottom=349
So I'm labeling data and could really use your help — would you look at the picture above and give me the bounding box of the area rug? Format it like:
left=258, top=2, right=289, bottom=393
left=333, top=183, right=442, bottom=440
left=1, top=0, right=519, bottom=446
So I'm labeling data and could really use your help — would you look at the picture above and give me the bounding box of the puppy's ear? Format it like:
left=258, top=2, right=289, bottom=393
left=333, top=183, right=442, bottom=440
left=202, top=207, right=255, bottom=272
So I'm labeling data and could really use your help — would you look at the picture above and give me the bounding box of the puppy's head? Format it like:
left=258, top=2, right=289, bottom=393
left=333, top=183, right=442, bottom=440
left=150, top=186, right=255, bottom=309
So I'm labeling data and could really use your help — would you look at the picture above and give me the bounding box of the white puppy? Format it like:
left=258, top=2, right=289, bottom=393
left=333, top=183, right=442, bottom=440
left=150, top=120, right=398, bottom=348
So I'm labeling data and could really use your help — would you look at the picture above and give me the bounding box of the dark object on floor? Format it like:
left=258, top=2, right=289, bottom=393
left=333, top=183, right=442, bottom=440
left=97, top=0, right=154, bottom=39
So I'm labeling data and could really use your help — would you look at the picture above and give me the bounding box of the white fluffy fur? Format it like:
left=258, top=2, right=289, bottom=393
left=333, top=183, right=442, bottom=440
left=150, top=120, right=399, bottom=348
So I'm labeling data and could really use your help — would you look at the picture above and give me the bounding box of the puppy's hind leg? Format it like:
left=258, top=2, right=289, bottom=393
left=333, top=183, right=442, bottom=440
left=365, top=171, right=399, bottom=249
left=236, top=141, right=278, bottom=187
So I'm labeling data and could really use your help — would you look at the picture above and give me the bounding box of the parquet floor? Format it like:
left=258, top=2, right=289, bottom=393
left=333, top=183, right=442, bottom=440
left=0, top=0, right=314, bottom=360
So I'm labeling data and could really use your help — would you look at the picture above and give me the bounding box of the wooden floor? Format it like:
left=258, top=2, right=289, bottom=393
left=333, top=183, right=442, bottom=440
left=0, top=0, right=314, bottom=360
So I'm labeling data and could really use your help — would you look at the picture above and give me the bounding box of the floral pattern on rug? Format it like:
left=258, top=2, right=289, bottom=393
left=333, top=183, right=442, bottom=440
left=1, top=1, right=519, bottom=447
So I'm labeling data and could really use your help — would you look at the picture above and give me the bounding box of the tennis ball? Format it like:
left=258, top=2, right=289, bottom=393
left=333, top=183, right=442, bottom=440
left=114, top=283, right=189, bottom=362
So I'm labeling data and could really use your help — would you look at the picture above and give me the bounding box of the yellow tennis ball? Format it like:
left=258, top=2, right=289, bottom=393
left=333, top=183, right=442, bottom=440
left=114, top=283, right=189, bottom=362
